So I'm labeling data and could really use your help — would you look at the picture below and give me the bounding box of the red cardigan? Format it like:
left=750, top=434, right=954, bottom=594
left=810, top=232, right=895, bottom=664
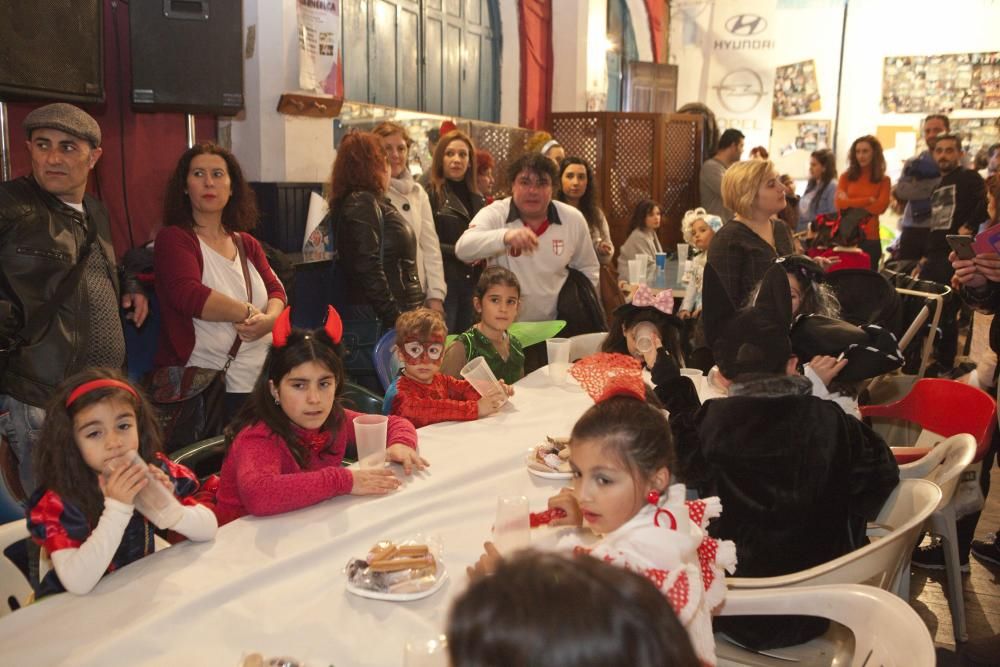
left=214, top=411, right=418, bottom=525
left=153, top=226, right=286, bottom=367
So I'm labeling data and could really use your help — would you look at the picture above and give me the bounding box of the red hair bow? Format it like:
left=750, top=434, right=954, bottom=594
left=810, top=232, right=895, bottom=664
left=272, top=306, right=343, bottom=348
left=631, top=284, right=674, bottom=315
left=569, top=353, right=646, bottom=403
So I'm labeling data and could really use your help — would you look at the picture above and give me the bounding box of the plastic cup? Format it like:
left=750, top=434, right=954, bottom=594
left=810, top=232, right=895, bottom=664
left=354, top=414, right=388, bottom=468
left=628, top=258, right=646, bottom=285
left=493, top=495, right=530, bottom=555
left=633, top=321, right=659, bottom=355
left=680, top=368, right=704, bottom=396
left=546, top=338, right=571, bottom=384
left=403, top=634, right=449, bottom=667
left=460, top=356, right=507, bottom=406
left=655, top=252, right=667, bottom=272
left=105, top=451, right=183, bottom=529
left=676, top=244, right=690, bottom=282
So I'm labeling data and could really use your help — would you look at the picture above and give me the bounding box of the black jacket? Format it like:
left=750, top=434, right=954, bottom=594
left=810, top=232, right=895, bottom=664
left=0, top=176, right=138, bottom=407
left=333, top=191, right=424, bottom=328
left=428, top=181, right=485, bottom=284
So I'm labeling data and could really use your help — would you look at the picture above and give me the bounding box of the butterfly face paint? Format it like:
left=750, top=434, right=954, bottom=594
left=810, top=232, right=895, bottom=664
left=400, top=333, right=446, bottom=384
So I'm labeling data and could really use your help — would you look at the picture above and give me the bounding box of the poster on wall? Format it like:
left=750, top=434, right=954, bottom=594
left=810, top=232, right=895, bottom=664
left=770, top=119, right=831, bottom=180
left=297, top=0, right=342, bottom=95
left=773, top=60, right=821, bottom=118
left=934, top=117, right=1000, bottom=167
left=882, top=51, right=1000, bottom=113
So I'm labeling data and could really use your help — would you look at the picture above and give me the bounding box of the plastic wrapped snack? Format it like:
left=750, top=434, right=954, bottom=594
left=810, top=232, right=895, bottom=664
left=528, top=436, right=571, bottom=473
left=345, top=540, right=442, bottom=596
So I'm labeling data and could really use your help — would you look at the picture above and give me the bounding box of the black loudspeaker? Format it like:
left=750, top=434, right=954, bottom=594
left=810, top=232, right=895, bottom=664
left=0, top=1, right=104, bottom=103
left=129, top=0, right=243, bottom=115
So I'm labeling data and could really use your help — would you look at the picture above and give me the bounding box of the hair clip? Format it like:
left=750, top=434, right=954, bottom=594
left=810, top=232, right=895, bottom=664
left=631, top=284, right=674, bottom=315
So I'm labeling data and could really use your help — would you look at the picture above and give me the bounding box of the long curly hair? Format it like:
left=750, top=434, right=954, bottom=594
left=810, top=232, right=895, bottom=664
left=225, top=326, right=347, bottom=469
left=326, top=132, right=388, bottom=207
left=427, top=129, right=478, bottom=203
left=556, top=157, right=603, bottom=233
left=34, top=368, right=164, bottom=526
left=162, top=143, right=258, bottom=232
left=845, top=135, right=886, bottom=183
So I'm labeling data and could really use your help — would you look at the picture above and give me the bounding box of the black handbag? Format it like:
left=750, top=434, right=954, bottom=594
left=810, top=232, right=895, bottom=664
left=147, top=234, right=252, bottom=453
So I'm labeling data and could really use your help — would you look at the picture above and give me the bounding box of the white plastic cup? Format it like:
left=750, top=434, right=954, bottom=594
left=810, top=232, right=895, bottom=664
left=633, top=321, right=659, bottom=355
left=460, top=356, right=507, bottom=406
left=680, top=368, right=704, bottom=396
left=493, top=495, right=530, bottom=555
left=628, top=258, right=646, bottom=285
left=106, top=452, right=184, bottom=529
left=676, top=244, right=690, bottom=282
left=403, top=634, right=449, bottom=667
left=354, top=414, right=388, bottom=468
left=546, top=337, right=571, bottom=384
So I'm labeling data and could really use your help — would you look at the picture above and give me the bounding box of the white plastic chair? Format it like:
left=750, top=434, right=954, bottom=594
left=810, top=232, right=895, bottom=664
left=727, top=479, right=941, bottom=594
left=896, top=433, right=976, bottom=642
left=0, top=520, right=31, bottom=617
left=568, top=332, right=607, bottom=361
left=717, top=584, right=936, bottom=667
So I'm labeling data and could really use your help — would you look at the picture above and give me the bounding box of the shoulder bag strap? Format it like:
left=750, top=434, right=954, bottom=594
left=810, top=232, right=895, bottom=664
left=11, top=215, right=99, bottom=349
left=221, top=233, right=254, bottom=372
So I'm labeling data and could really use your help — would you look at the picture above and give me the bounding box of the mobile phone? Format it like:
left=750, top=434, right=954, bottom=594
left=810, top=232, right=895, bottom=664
left=947, top=234, right=976, bottom=260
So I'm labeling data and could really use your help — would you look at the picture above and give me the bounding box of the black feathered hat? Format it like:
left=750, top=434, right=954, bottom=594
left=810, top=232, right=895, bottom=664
left=789, top=315, right=903, bottom=382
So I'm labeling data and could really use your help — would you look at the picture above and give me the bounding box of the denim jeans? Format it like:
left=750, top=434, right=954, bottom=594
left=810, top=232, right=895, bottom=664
left=0, top=394, right=46, bottom=498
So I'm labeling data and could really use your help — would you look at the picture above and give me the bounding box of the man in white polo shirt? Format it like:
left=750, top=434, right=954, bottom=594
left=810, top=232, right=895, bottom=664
left=455, top=153, right=599, bottom=322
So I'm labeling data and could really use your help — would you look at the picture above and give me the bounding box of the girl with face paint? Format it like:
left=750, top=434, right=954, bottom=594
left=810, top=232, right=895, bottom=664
left=387, top=308, right=511, bottom=428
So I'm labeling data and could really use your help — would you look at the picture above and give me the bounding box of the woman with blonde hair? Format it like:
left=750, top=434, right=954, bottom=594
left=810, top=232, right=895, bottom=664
left=427, top=129, right=486, bottom=332
left=372, top=121, right=447, bottom=315
left=706, top=159, right=795, bottom=306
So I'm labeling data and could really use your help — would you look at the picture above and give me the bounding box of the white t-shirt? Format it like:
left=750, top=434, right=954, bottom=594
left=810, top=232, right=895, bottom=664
left=186, top=239, right=272, bottom=393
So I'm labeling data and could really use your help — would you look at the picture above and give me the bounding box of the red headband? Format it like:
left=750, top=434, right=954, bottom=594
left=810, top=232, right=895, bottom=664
left=66, top=379, right=139, bottom=408
left=272, top=306, right=343, bottom=348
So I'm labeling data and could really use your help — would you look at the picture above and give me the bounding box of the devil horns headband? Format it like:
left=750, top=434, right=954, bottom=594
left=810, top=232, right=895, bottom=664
left=271, top=306, right=344, bottom=348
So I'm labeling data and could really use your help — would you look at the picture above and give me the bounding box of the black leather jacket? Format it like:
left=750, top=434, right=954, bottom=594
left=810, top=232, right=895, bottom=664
left=0, top=176, right=138, bottom=407
left=428, top=181, right=485, bottom=284
left=334, top=191, right=424, bottom=327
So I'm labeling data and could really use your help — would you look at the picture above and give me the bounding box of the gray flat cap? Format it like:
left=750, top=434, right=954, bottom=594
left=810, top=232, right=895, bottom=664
left=23, top=103, right=101, bottom=147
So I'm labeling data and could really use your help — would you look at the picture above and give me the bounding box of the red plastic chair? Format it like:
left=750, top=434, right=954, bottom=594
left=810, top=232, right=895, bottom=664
left=861, top=378, right=996, bottom=464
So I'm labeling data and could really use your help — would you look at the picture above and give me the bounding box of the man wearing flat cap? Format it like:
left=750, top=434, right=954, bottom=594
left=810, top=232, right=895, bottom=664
left=0, top=102, right=148, bottom=496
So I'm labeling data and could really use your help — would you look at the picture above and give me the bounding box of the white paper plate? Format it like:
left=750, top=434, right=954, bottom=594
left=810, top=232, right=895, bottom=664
left=524, top=449, right=572, bottom=480
left=346, top=563, right=449, bottom=602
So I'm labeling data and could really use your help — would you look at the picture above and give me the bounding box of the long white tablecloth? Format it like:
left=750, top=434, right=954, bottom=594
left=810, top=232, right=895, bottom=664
left=0, top=368, right=601, bottom=666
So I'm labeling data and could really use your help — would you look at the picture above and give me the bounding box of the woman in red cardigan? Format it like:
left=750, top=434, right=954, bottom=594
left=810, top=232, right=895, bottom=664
left=153, top=143, right=286, bottom=421
left=836, top=135, right=891, bottom=270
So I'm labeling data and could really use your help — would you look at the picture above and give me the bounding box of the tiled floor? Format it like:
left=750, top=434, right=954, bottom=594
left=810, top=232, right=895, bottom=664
left=912, top=475, right=1000, bottom=665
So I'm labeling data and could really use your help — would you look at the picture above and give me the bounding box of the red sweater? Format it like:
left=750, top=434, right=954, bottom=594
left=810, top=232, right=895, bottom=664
left=152, top=226, right=287, bottom=367
left=391, top=373, right=480, bottom=428
left=214, top=411, right=418, bottom=525
left=835, top=169, right=891, bottom=239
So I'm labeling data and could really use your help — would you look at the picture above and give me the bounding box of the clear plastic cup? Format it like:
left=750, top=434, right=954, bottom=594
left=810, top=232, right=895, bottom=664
left=460, top=356, right=507, bottom=406
left=493, top=495, right=530, bottom=555
left=105, top=451, right=184, bottom=529
left=403, top=634, right=449, bottom=667
left=633, top=321, right=658, bottom=355
left=546, top=338, right=571, bottom=384
left=628, top=258, right=646, bottom=285
left=354, top=414, right=388, bottom=468
left=676, top=244, right=690, bottom=282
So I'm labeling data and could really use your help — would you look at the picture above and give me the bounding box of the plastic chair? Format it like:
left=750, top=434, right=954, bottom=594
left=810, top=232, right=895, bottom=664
left=568, top=332, right=607, bottom=361
left=716, top=584, right=936, bottom=666
left=727, top=479, right=941, bottom=595
left=896, top=434, right=977, bottom=641
left=342, top=381, right=384, bottom=415
left=170, top=435, right=227, bottom=481
left=861, top=378, right=996, bottom=460
left=373, top=329, right=399, bottom=391
left=0, top=520, right=31, bottom=618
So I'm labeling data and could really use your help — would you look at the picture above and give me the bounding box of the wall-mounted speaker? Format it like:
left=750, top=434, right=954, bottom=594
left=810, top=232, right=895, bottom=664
left=0, top=1, right=104, bottom=103
left=129, top=0, right=244, bottom=115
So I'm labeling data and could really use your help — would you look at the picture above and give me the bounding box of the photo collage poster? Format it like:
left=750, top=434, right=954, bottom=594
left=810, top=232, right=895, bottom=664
left=882, top=51, right=1000, bottom=113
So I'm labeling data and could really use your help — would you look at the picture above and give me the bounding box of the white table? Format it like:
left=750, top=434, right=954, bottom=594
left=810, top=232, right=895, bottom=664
left=0, top=368, right=598, bottom=667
